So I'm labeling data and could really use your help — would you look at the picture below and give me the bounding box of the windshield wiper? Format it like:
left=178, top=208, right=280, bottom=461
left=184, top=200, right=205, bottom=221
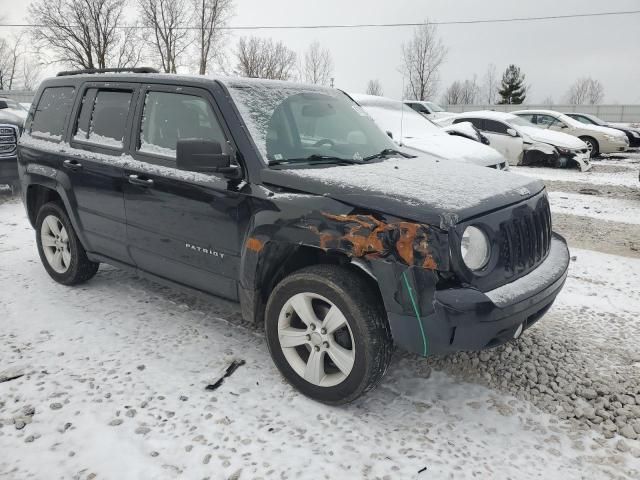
left=268, top=154, right=363, bottom=166
left=362, top=148, right=414, bottom=162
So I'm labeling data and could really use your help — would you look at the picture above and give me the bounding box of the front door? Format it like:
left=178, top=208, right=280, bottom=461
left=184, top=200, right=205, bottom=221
left=123, top=86, right=249, bottom=300
left=480, top=119, right=524, bottom=165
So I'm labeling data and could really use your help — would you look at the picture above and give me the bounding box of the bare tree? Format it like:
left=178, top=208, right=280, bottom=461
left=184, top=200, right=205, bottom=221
left=460, top=75, right=480, bottom=104
left=541, top=95, right=554, bottom=105
left=566, top=77, right=605, bottom=104
left=365, top=79, right=383, bottom=96
left=22, top=55, right=42, bottom=90
left=442, top=76, right=479, bottom=105
left=482, top=63, right=498, bottom=104
left=0, top=35, right=20, bottom=90
left=138, top=0, right=192, bottom=73
left=441, top=81, right=463, bottom=105
left=401, top=21, right=447, bottom=100
left=235, top=37, right=297, bottom=80
left=302, top=41, right=333, bottom=85
left=29, top=0, right=137, bottom=69
left=193, top=0, right=233, bottom=75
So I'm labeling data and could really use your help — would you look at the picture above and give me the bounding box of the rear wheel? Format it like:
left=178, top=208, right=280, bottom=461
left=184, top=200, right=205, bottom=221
left=35, top=202, right=99, bottom=285
left=265, top=265, right=393, bottom=405
left=580, top=136, right=599, bottom=158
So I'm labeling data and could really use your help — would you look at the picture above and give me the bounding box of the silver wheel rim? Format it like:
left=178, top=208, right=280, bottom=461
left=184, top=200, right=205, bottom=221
left=277, top=292, right=355, bottom=387
left=585, top=140, right=594, bottom=155
left=41, top=215, right=71, bottom=274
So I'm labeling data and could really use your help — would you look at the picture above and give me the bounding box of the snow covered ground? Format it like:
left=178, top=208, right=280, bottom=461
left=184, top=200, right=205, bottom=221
left=2, top=148, right=640, bottom=479
left=548, top=191, right=640, bottom=225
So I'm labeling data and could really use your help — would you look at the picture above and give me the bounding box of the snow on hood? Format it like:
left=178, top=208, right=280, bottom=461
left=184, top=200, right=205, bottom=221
left=355, top=103, right=505, bottom=167
left=518, top=125, right=587, bottom=149
left=262, top=155, right=544, bottom=227
left=571, top=122, right=627, bottom=138
left=0, top=109, right=26, bottom=128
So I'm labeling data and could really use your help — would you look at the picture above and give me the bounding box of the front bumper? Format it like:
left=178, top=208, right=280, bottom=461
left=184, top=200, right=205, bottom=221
left=389, top=233, right=569, bottom=356
left=601, top=138, right=629, bottom=154
left=0, top=156, right=19, bottom=186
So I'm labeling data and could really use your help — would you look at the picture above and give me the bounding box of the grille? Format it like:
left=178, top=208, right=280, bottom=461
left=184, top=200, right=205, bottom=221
left=0, top=125, right=17, bottom=157
left=499, top=198, right=552, bottom=277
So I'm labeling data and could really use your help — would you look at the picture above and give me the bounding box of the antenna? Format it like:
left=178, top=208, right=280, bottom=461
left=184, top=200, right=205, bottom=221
left=400, top=74, right=405, bottom=146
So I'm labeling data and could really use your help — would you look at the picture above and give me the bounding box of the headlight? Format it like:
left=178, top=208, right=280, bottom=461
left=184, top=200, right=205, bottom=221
left=604, top=134, right=615, bottom=141
left=460, top=226, right=491, bottom=271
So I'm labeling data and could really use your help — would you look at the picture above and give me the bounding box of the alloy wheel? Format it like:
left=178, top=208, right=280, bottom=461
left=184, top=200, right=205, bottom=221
left=277, top=292, right=355, bottom=387
left=40, top=215, right=71, bottom=274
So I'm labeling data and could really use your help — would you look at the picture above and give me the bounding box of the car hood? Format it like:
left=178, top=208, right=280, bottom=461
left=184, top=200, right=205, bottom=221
left=0, top=109, right=26, bottom=128
left=261, top=154, right=544, bottom=227
left=518, top=125, right=587, bottom=149
left=573, top=123, right=626, bottom=138
left=402, top=134, right=505, bottom=167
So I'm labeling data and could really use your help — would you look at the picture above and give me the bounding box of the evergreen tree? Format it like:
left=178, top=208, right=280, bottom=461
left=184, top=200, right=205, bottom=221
left=497, top=64, right=527, bottom=104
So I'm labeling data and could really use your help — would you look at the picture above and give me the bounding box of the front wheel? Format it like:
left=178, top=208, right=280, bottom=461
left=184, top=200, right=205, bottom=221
left=580, top=136, right=599, bottom=158
left=35, top=202, right=99, bottom=285
left=265, top=265, right=393, bottom=405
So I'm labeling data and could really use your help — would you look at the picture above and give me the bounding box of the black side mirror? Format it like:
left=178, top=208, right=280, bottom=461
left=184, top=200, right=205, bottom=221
left=176, top=139, right=239, bottom=176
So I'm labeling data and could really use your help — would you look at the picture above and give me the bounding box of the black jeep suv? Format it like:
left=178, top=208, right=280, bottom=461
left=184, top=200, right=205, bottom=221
left=17, top=69, right=570, bottom=404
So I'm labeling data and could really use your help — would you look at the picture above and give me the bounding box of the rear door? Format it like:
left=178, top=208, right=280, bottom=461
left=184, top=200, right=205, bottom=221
left=63, top=84, right=138, bottom=263
left=122, top=85, right=249, bottom=300
left=478, top=119, right=523, bottom=165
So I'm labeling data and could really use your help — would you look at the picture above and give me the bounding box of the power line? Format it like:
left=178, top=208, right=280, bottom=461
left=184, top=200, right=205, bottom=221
left=1, top=10, right=639, bottom=31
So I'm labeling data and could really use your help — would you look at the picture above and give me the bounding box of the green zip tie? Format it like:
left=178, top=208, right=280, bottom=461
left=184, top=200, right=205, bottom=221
left=401, top=270, right=429, bottom=357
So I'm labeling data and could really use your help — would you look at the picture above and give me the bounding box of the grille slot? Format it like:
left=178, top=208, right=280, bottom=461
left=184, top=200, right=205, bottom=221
left=0, top=125, right=17, bottom=157
left=500, top=200, right=552, bottom=277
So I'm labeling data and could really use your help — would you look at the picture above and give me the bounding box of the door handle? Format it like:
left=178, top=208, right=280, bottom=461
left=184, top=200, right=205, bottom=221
left=128, top=174, right=154, bottom=187
left=63, top=159, right=82, bottom=170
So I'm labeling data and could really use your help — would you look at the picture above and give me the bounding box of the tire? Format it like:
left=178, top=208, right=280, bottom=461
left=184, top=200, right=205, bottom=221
left=35, top=202, right=99, bottom=285
left=265, top=264, right=393, bottom=405
left=580, top=136, right=599, bottom=158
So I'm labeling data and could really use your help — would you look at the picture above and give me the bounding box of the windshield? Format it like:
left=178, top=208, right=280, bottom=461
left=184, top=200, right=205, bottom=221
left=354, top=94, right=443, bottom=139
left=226, top=81, right=396, bottom=164
left=425, top=101, right=445, bottom=112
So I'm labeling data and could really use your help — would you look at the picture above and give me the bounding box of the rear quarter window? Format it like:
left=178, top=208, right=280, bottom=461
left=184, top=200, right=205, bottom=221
left=29, top=87, right=76, bottom=142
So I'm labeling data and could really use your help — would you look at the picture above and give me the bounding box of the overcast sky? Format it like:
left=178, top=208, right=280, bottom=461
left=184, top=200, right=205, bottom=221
left=2, top=0, right=639, bottom=103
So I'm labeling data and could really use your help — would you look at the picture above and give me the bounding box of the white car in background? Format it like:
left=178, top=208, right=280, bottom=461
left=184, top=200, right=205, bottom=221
left=511, top=109, right=628, bottom=157
left=351, top=94, right=509, bottom=170
left=404, top=100, right=454, bottom=121
left=440, top=111, right=592, bottom=171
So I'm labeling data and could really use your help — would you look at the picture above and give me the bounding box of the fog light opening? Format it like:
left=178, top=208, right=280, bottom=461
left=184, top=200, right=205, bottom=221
left=513, top=324, right=524, bottom=339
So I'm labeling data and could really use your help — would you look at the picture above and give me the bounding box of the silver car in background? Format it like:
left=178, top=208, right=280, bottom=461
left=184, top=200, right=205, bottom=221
left=512, top=109, right=628, bottom=157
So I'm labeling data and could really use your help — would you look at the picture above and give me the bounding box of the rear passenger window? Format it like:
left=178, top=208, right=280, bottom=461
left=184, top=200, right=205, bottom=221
left=74, top=89, right=133, bottom=149
left=484, top=120, right=509, bottom=134
left=30, top=87, right=75, bottom=141
left=454, top=118, right=484, bottom=130
left=138, top=91, right=226, bottom=161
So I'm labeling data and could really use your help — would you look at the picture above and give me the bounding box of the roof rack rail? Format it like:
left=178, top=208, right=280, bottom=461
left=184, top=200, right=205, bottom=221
left=56, top=67, right=160, bottom=77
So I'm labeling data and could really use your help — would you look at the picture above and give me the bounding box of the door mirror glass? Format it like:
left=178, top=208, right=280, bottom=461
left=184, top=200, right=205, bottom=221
left=507, top=128, right=518, bottom=137
left=176, top=139, right=234, bottom=174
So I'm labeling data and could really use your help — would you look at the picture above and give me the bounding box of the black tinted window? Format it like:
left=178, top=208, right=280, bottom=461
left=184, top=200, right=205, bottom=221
left=30, top=87, right=75, bottom=141
left=74, top=89, right=132, bottom=149
left=454, top=118, right=484, bottom=130
left=483, top=119, right=509, bottom=134
left=139, top=91, right=225, bottom=160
